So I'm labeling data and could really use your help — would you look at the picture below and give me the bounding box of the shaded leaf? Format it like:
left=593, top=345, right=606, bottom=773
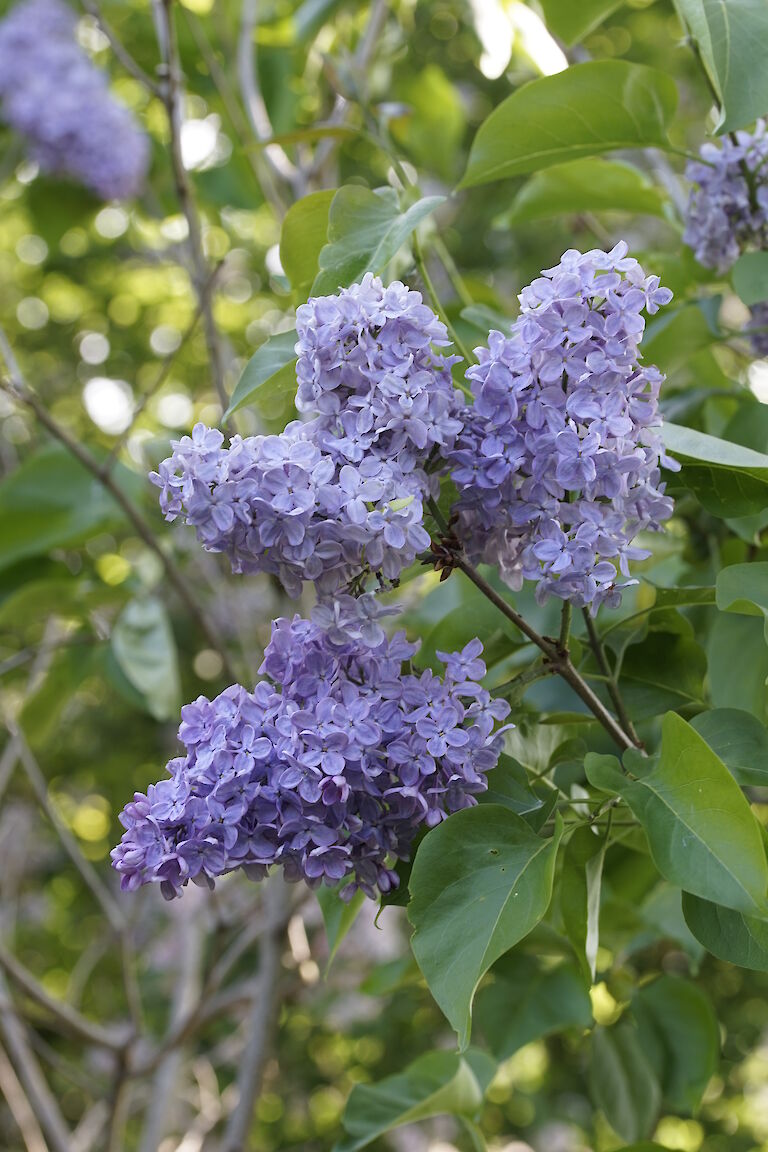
left=674, top=0, right=768, bottom=133
left=408, top=806, right=562, bottom=1048
left=460, top=62, right=677, bottom=188
left=539, top=0, right=624, bottom=45
left=683, top=891, right=768, bottom=971
left=224, top=329, right=297, bottom=420
left=110, top=597, right=181, bottom=722
left=596, top=715, right=768, bottom=916
left=707, top=613, right=768, bottom=724
left=475, top=953, right=592, bottom=1060
left=634, top=975, right=719, bottom=1112
left=590, top=1021, right=661, bottom=1143
left=334, top=1049, right=495, bottom=1152
left=691, top=708, right=768, bottom=787
left=316, top=883, right=366, bottom=972
left=716, top=563, right=768, bottom=643
left=496, top=159, right=667, bottom=227
left=661, top=423, right=768, bottom=517
left=732, top=250, right=768, bottom=306
left=560, top=824, right=608, bottom=982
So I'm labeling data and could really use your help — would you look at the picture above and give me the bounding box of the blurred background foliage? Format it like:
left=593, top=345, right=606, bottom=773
left=1, top=1, right=768, bottom=1150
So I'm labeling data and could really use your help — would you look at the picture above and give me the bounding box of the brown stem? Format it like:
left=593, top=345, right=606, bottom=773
left=581, top=609, right=640, bottom=745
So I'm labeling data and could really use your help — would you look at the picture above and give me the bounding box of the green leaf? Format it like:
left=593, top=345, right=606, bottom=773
left=674, top=0, right=768, bottom=133
left=21, top=642, right=101, bottom=747
left=717, top=563, right=768, bottom=643
left=633, top=975, right=719, bottom=1112
left=690, top=708, right=768, bottom=787
left=617, top=624, right=707, bottom=719
left=460, top=61, right=677, bottom=189
left=707, top=613, right=768, bottom=723
left=479, top=753, right=545, bottom=817
left=643, top=304, right=719, bottom=374
left=408, top=806, right=562, bottom=1049
left=110, top=597, right=181, bottom=722
left=661, top=422, right=768, bottom=517
left=596, top=714, right=768, bottom=916
left=732, top=251, right=768, bottom=306
left=279, top=190, right=334, bottom=297
left=560, top=824, right=608, bottom=983
left=312, top=187, right=444, bottom=296
left=224, top=329, right=297, bottom=420
left=590, top=1021, right=661, bottom=1143
left=334, top=1049, right=495, bottom=1152
left=539, top=0, right=624, bottom=45
left=0, top=445, right=131, bottom=572
left=683, top=891, right=768, bottom=971
left=496, top=159, right=668, bottom=227
left=316, top=883, right=365, bottom=972
left=391, top=65, right=466, bottom=181
left=475, top=953, right=592, bottom=1060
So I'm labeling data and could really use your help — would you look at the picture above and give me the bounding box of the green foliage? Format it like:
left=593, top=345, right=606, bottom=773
left=312, top=187, right=444, bottom=295
left=224, top=329, right=298, bottom=420
left=538, top=0, right=624, bottom=46
left=674, top=0, right=768, bottom=132
left=588, top=716, right=768, bottom=915
left=334, top=1049, right=495, bottom=1152
left=661, top=422, right=768, bottom=516
left=732, top=250, right=768, bottom=305
left=634, top=975, right=719, bottom=1112
left=408, top=806, right=562, bottom=1048
left=497, top=158, right=668, bottom=226
left=110, top=597, right=180, bottom=722
left=460, top=61, right=677, bottom=188
left=590, top=1020, right=661, bottom=1142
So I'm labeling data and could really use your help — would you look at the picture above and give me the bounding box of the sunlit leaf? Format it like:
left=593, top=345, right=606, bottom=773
left=496, top=159, right=667, bottom=227
left=279, top=190, right=334, bottom=297
left=110, top=597, right=181, bottom=722
left=224, top=329, right=297, bottom=420
left=661, top=423, right=768, bottom=517
left=460, top=62, right=677, bottom=188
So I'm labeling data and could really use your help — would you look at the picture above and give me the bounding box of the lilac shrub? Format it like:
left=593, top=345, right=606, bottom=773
left=0, top=0, right=149, bottom=200
left=445, top=243, right=677, bottom=611
left=111, top=597, right=510, bottom=901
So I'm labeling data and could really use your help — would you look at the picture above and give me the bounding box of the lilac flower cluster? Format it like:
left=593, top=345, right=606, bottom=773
left=111, top=598, right=510, bottom=901
left=151, top=420, right=430, bottom=599
left=683, top=124, right=768, bottom=356
left=683, top=122, right=768, bottom=273
left=294, top=273, right=463, bottom=471
left=0, top=0, right=149, bottom=200
left=153, top=276, right=465, bottom=598
left=445, top=243, right=677, bottom=611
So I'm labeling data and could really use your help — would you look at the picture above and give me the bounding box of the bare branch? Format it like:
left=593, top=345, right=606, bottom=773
left=0, top=984, right=72, bottom=1152
left=0, top=1040, right=49, bottom=1152
left=220, top=877, right=287, bottom=1152
left=0, top=941, right=128, bottom=1053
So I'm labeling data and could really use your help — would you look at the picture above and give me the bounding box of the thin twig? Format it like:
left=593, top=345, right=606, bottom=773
left=0, top=1040, right=49, bottom=1152
left=80, top=0, right=162, bottom=96
left=152, top=0, right=231, bottom=419
left=581, top=609, right=640, bottom=745
left=0, top=987, right=72, bottom=1152
left=0, top=942, right=128, bottom=1053
left=0, top=342, right=237, bottom=683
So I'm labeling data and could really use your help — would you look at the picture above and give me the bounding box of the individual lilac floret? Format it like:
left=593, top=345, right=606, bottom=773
left=150, top=421, right=430, bottom=598
left=111, top=598, right=511, bottom=902
left=444, top=243, right=678, bottom=612
left=295, top=274, right=465, bottom=474
left=0, top=0, right=149, bottom=200
left=683, top=123, right=768, bottom=273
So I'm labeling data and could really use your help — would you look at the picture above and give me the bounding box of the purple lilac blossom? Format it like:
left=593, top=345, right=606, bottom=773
left=683, top=122, right=768, bottom=273
left=111, top=597, right=511, bottom=901
left=294, top=273, right=464, bottom=475
left=444, top=243, right=678, bottom=612
left=150, top=420, right=430, bottom=599
left=0, top=0, right=149, bottom=200
left=153, top=276, right=466, bottom=598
